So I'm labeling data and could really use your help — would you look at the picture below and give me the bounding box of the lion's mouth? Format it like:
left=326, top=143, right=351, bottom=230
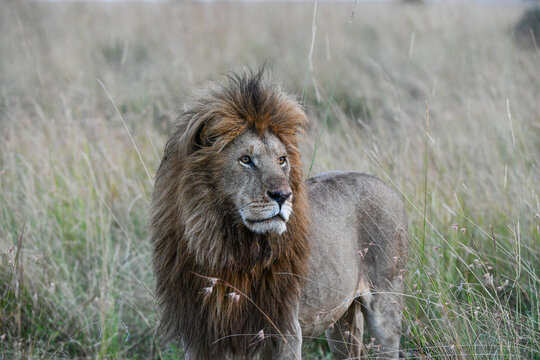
left=240, top=204, right=291, bottom=235
left=245, top=214, right=285, bottom=224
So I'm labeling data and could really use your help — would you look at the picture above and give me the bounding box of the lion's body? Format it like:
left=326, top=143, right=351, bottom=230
left=300, top=172, right=408, bottom=359
left=150, top=70, right=408, bottom=359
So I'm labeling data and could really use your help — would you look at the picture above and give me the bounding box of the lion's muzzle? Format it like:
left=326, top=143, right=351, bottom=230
left=240, top=196, right=293, bottom=235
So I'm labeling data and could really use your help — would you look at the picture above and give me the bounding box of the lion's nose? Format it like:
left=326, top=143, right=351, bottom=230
left=267, top=189, right=292, bottom=207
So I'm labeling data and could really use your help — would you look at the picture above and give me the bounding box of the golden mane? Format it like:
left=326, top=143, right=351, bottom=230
left=150, top=69, right=310, bottom=358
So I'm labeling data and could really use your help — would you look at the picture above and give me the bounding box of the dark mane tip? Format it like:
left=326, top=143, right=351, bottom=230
left=223, top=65, right=278, bottom=122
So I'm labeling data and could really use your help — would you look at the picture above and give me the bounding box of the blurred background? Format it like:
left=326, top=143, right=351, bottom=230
left=0, top=0, right=539, bottom=358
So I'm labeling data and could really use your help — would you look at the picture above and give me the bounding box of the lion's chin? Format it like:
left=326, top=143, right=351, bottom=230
left=243, top=216, right=287, bottom=235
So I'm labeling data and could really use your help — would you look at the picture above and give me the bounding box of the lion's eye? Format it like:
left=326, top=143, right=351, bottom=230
left=240, top=155, right=252, bottom=165
left=279, top=156, right=287, bottom=166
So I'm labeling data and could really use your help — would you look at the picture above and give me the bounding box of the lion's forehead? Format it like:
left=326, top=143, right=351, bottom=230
left=229, top=131, right=286, bottom=159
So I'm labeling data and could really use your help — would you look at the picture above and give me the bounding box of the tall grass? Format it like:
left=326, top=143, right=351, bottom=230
left=0, top=2, right=538, bottom=359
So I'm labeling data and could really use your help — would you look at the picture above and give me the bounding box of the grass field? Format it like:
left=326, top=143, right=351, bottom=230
left=0, top=1, right=539, bottom=359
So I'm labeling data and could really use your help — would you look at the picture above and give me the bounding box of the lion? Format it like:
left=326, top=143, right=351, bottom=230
left=150, top=69, right=408, bottom=359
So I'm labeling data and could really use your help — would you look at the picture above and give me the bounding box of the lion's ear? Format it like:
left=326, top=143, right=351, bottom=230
left=185, top=114, right=242, bottom=155
left=188, top=117, right=218, bottom=153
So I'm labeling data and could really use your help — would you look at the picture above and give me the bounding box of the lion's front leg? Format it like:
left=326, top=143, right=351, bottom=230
left=259, top=320, right=302, bottom=360
left=259, top=305, right=302, bottom=360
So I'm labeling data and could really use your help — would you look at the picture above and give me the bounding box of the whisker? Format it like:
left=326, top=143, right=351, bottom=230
left=240, top=200, right=257, bottom=210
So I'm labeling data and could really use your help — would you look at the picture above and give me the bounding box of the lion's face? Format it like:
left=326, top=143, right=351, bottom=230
left=217, top=130, right=293, bottom=235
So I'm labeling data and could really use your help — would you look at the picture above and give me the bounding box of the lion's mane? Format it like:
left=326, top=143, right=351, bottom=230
left=150, top=70, right=310, bottom=358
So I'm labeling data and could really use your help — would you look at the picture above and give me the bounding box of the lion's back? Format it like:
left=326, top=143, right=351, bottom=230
left=306, top=170, right=408, bottom=273
left=306, top=171, right=407, bottom=237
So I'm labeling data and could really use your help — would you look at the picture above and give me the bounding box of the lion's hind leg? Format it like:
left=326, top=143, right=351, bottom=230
left=359, top=281, right=404, bottom=359
left=325, top=300, right=364, bottom=359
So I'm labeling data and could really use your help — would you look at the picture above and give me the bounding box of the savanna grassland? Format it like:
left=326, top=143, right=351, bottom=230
left=0, top=1, right=539, bottom=359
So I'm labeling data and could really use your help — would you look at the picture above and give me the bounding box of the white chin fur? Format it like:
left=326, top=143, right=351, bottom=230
left=240, top=200, right=293, bottom=235
left=244, top=219, right=287, bottom=235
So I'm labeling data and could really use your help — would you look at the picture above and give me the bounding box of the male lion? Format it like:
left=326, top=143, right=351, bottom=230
left=150, top=69, right=408, bottom=359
